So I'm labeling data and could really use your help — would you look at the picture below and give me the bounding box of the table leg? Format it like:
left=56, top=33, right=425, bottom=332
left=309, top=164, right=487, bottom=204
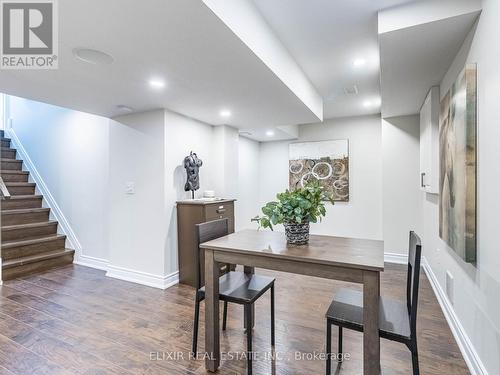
left=205, top=249, right=220, bottom=372
left=363, top=271, right=380, bottom=375
left=243, top=265, right=255, bottom=329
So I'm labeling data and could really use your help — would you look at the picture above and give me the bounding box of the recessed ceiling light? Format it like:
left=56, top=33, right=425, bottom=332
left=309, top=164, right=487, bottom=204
left=73, top=48, right=114, bottom=65
left=353, top=58, right=366, bottom=67
left=116, top=105, right=133, bottom=112
left=220, top=110, right=231, bottom=118
left=149, top=79, right=166, bottom=89
left=266, top=130, right=275, bottom=137
left=363, top=97, right=382, bottom=108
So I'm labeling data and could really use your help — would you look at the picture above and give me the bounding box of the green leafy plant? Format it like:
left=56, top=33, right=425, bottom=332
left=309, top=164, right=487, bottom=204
left=252, top=181, right=334, bottom=230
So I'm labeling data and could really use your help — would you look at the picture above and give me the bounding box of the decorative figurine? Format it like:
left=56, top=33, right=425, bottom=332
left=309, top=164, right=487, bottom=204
left=183, top=151, right=203, bottom=199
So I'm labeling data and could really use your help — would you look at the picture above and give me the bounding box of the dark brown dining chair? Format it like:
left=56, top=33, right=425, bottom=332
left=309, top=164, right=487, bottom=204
left=192, top=218, right=276, bottom=375
left=325, top=231, right=422, bottom=375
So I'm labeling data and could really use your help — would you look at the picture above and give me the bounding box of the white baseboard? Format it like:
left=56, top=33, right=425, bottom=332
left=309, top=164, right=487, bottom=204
left=422, top=256, right=488, bottom=375
left=106, top=265, right=179, bottom=290
left=74, top=254, right=109, bottom=271
left=384, top=252, right=408, bottom=264
left=6, top=127, right=83, bottom=257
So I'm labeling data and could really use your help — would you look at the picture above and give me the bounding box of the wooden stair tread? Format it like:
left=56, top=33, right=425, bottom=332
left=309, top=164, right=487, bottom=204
left=4, top=182, right=35, bottom=186
left=0, top=194, right=42, bottom=200
left=2, top=234, right=66, bottom=248
left=2, top=220, right=58, bottom=231
left=0, top=170, right=28, bottom=175
left=0, top=158, right=20, bottom=162
left=2, top=248, right=74, bottom=268
left=1, top=207, right=49, bottom=215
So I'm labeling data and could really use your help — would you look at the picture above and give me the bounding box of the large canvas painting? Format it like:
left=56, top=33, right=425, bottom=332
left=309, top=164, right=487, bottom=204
left=439, top=63, right=477, bottom=262
left=289, top=140, right=349, bottom=201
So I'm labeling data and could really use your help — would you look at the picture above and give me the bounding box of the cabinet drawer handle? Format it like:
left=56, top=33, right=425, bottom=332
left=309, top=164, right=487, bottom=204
left=216, top=208, right=226, bottom=214
left=421, top=172, right=426, bottom=188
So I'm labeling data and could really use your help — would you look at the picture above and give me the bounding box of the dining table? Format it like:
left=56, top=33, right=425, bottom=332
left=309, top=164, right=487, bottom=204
left=200, top=229, right=385, bottom=375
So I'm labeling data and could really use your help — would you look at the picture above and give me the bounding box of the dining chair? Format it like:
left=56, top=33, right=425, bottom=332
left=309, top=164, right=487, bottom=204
left=325, top=231, right=422, bottom=375
left=191, top=218, right=276, bottom=375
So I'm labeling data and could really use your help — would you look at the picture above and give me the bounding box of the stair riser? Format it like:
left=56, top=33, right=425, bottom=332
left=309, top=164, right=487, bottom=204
left=2, top=237, right=66, bottom=260
left=2, top=252, right=74, bottom=280
left=2, top=210, right=49, bottom=225
left=0, top=173, right=29, bottom=182
left=1, top=149, right=16, bottom=159
left=1, top=223, right=57, bottom=241
left=1, top=140, right=10, bottom=148
left=4, top=185, right=35, bottom=195
left=1, top=198, right=42, bottom=210
left=1, top=160, right=22, bottom=171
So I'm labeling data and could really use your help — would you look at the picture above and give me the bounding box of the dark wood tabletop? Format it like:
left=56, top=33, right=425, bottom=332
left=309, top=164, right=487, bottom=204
left=200, top=229, right=384, bottom=272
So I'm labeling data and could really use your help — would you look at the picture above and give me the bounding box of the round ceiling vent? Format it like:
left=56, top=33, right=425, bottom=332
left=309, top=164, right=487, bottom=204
left=73, top=48, right=114, bottom=65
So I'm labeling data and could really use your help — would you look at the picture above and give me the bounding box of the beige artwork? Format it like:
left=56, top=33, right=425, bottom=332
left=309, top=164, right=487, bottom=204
left=439, top=64, right=477, bottom=262
left=289, top=140, right=349, bottom=202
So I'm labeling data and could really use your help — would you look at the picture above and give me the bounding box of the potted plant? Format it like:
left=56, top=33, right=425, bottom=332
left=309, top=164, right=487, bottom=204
left=252, top=181, right=334, bottom=245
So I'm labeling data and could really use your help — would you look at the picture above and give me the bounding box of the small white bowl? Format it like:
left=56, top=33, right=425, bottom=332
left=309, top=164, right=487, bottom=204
left=204, top=190, right=215, bottom=198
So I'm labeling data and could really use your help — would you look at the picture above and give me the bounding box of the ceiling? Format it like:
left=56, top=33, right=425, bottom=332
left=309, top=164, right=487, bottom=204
left=0, top=0, right=321, bottom=128
left=0, top=0, right=481, bottom=138
left=239, top=124, right=299, bottom=142
left=380, top=12, right=480, bottom=117
left=251, top=0, right=415, bottom=120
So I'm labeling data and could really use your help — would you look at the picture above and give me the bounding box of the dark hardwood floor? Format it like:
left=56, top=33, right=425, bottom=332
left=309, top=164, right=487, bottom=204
left=0, top=264, right=469, bottom=374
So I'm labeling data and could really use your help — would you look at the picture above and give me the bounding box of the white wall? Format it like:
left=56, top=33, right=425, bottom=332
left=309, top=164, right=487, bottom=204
left=212, top=125, right=240, bottom=198
left=382, top=115, right=422, bottom=255
left=6, top=95, right=110, bottom=262
left=423, top=4, right=500, bottom=373
left=0, top=93, right=5, bottom=129
left=237, top=136, right=260, bottom=230
left=164, top=110, right=217, bottom=275
left=107, top=110, right=167, bottom=280
left=259, top=115, right=383, bottom=240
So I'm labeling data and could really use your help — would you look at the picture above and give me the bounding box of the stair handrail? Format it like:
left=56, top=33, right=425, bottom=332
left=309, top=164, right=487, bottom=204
left=0, top=175, right=10, bottom=200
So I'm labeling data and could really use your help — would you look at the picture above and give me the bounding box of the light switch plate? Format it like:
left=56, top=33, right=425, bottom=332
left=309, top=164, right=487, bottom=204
left=125, top=182, right=135, bottom=194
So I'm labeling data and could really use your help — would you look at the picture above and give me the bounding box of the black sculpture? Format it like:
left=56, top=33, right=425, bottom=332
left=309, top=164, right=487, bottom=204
left=183, top=151, right=203, bottom=199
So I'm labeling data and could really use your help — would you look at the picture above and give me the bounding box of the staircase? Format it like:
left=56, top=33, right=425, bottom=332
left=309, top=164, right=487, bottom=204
left=0, top=129, right=74, bottom=280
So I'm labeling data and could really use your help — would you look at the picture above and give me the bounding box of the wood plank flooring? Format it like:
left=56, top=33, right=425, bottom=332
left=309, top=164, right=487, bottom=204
left=0, top=264, right=469, bottom=374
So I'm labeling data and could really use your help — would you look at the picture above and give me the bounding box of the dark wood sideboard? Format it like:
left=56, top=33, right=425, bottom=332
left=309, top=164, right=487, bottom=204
left=176, top=199, right=235, bottom=287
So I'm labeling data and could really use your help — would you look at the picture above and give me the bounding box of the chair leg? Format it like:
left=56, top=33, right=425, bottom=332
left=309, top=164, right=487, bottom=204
left=192, top=295, right=200, bottom=356
left=271, top=284, right=275, bottom=347
left=222, top=301, right=228, bottom=331
left=245, top=304, right=253, bottom=375
left=244, top=303, right=254, bottom=334
left=326, top=321, right=331, bottom=375
left=411, top=340, right=420, bottom=375
left=338, top=326, right=343, bottom=362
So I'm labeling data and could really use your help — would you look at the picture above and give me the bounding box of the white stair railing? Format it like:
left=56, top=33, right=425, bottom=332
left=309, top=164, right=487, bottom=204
left=0, top=176, right=10, bottom=200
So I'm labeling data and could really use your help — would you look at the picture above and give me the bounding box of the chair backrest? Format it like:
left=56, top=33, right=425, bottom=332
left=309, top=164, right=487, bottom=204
left=194, top=218, right=229, bottom=289
left=406, top=231, right=422, bottom=339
